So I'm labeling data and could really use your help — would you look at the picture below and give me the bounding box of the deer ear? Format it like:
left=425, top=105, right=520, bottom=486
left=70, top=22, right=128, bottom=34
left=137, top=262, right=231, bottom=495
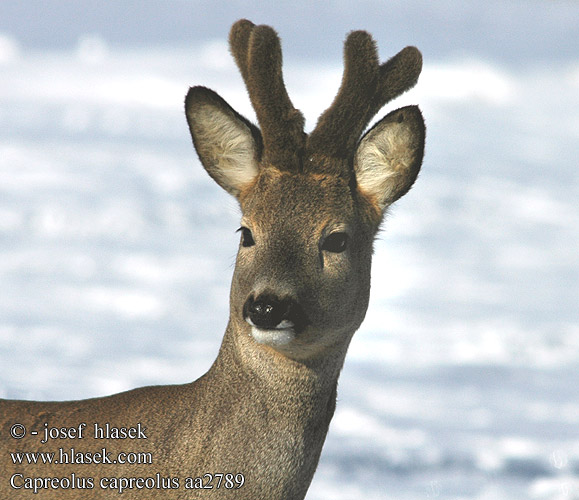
left=354, top=105, right=425, bottom=211
left=185, top=86, right=262, bottom=197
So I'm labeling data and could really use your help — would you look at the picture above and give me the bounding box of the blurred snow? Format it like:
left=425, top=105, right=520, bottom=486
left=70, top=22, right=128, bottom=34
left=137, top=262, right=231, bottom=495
left=0, top=2, right=578, bottom=498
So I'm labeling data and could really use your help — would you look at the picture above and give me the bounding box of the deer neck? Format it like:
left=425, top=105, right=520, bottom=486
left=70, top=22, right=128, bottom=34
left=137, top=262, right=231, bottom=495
left=200, top=318, right=350, bottom=449
left=189, top=320, right=345, bottom=498
left=209, top=320, right=346, bottom=409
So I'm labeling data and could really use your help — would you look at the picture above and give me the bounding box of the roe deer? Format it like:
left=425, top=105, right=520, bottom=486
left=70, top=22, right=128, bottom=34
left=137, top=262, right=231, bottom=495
left=0, top=19, right=425, bottom=499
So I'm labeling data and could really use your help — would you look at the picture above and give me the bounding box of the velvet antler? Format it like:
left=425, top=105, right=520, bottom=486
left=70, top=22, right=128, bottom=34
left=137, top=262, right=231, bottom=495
left=225, top=21, right=422, bottom=178
left=306, top=32, right=422, bottom=171
left=229, top=20, right=305, bottom=171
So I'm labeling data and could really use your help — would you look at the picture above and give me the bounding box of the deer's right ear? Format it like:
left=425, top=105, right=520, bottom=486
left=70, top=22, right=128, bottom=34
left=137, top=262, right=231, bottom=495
left=354, top=105, right=425, bottom=212
left=185, top=86, right=262, bottom=197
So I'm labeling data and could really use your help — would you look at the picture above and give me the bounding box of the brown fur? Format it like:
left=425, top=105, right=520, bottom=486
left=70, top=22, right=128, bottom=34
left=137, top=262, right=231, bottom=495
left=0, top=20, right=425, bottom=499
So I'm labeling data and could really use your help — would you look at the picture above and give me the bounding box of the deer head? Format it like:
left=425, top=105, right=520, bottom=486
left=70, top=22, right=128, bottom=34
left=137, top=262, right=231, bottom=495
left=185, top=20, right=425, bottom=362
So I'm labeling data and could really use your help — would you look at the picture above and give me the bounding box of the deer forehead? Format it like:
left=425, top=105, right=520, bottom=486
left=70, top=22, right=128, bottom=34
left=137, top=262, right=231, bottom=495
left=239, top=169, right=361, bottom=230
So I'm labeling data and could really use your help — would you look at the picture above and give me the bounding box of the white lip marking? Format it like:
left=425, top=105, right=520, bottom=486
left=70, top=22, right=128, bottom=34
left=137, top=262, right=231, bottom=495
left=251, top=326, right=295, bottom=346
left=246, top=318, right=296, bottom=346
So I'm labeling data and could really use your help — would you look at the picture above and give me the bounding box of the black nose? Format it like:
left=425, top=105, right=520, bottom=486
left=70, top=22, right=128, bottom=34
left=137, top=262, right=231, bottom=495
left=243, top=294, right=306, bottom=331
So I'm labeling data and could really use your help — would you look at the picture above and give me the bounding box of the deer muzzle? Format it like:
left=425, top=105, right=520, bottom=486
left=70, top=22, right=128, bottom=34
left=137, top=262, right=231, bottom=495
left=243, top=293, right=308, bottom=346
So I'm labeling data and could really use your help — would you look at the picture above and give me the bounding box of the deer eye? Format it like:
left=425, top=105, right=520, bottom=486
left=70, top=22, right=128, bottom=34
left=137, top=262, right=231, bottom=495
left=237, top=227, right=255, bottom=247
left=321, top=232, right=348, bottom=253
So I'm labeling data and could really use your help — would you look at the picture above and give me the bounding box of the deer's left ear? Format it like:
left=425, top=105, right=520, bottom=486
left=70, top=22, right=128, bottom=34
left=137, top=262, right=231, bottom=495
left=185, top=86, right=263, bottom=198
left=354, top=105, right=425, bottom=211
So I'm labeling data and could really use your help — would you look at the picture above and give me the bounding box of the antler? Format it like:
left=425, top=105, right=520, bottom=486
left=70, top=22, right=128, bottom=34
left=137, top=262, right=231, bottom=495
left=227, top=21, right=421, bottom=176
left=229, top=20, right=305, bottom=171
left=307, top=31, right=422, bottom=166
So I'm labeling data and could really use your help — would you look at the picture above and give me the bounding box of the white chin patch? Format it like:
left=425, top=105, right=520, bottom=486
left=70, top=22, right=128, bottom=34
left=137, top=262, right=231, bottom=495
left=246, top=318, right=296, bottom=346
left=251, top=326, right=295, bottom=346
left=248, top=319, right=296, bottom=347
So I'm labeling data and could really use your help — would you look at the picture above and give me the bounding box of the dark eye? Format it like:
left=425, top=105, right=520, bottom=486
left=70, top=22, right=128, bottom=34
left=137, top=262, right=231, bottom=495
left=237, top=227, right=255, bottom=247
left=322, top=232, right=348, bottom=253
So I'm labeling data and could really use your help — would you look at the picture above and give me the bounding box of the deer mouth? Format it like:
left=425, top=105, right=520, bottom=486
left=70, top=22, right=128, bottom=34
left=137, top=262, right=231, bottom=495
left=242, top=294, right=309, bottom=346
left=247, top=319, right=296, bottom=346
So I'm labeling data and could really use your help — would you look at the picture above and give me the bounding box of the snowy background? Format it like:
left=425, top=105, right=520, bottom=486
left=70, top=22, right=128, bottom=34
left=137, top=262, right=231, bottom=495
left=1, top=1, right=578, bottom=498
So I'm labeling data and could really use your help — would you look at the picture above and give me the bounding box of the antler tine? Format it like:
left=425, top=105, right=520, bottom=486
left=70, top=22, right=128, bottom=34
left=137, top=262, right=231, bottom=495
left=229, top=19, right=253, bottom=83
left=307, top=32, right=422, bottom=167
left=371, top=46, right=422, bottom=121
left=307, top=31, right=380, bottom=161
left=229, top=20, right=305, bottom=171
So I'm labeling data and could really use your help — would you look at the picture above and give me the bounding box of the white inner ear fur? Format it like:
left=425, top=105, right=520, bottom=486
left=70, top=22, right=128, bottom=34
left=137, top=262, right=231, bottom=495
left=195, top=104, right=258, bottom=193
left=355, top=121, right=416, bottom=211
